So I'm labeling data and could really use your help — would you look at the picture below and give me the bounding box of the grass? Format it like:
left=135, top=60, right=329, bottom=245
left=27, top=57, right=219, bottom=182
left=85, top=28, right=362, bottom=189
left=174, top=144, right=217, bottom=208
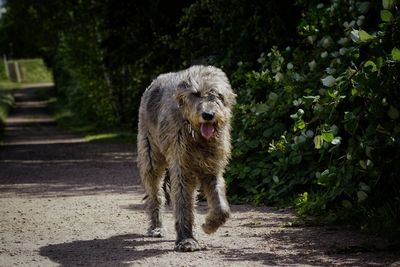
left=0, top=81, right=20, bottom=137
left=7, top=59, right=53, bottom=83
left=0, top=80, right=21, bottom=90
left=49, top=98, right=136, bottom=144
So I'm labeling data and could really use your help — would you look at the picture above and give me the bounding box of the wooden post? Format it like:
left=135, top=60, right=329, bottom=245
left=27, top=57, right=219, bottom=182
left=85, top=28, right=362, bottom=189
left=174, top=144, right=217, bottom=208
left=2, top=54, right=9, bottom=79
left=14, top=60, right=21, bottom=83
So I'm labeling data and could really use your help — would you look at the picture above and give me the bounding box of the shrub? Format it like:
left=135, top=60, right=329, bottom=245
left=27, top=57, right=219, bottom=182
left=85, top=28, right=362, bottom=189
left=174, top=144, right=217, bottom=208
left=0, top=60, right=7, bottom=80
left=226, top=0, right=400, bottom=234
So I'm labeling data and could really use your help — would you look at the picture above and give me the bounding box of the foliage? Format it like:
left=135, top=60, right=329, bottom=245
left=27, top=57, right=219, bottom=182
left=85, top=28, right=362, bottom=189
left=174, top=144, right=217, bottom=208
left=226, top=0, right=400, bottom=235
left=0, top=60, right=7, bottom=80
left=176, top=0, right=299, bottom=71
left=0, top=82, right=17, bottom=137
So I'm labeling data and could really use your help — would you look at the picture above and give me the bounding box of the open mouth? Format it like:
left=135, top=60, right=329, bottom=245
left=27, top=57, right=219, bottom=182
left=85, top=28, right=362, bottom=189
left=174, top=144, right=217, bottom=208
left=200, top=122, right=215, bottom=140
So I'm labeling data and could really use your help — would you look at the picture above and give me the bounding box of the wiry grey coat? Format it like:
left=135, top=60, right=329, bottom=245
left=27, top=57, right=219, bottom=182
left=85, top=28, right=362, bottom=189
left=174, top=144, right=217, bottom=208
left=137, top=65, right=236, bottom=252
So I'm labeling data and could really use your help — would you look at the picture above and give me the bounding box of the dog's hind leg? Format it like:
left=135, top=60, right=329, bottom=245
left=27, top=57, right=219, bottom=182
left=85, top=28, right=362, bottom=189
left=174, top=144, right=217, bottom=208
left=200, top=175, right=230, bottom=234
left=137, top=134, right=167, bottom=237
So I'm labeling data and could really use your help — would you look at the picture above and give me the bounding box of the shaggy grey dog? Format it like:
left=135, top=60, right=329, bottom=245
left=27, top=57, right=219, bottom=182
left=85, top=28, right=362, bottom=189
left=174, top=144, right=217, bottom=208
left=137, top=65, right=236, bottom=252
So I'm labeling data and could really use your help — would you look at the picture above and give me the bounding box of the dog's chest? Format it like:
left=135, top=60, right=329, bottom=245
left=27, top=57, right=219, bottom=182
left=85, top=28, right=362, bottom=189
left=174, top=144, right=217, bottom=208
left=182, top=140, right=224, bottom=174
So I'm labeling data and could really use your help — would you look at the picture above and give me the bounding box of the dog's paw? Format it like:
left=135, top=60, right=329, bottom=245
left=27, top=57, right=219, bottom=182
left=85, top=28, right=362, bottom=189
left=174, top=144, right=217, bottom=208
left=202, top=221, right=219, bottom=234
left=147, top=227, right=164, bottom=237
left=174, top=238, right=202, bottom=252
left=202, top=210, right=229, bottom=234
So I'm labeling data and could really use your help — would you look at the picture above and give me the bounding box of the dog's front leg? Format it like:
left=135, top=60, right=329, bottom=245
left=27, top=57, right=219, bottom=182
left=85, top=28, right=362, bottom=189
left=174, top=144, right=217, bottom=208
left=201, top=175, right=230, bottom=234
left=169, top=164, right=201, bottom=252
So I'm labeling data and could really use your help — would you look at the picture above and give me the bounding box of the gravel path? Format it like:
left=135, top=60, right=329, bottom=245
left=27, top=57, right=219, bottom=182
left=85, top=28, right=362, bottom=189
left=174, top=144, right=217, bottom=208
left=0, top=84, right=399, bottom=266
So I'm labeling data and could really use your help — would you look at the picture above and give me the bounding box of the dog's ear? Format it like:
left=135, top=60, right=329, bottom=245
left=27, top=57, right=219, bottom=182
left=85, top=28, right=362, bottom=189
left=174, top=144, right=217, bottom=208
left=175, top=80, right=190, bottom=106
left=221, top=86, right=236, bottom=107
left=227, top=90, right=237, bottom=107
left=177, top=80, right=190, bottom=93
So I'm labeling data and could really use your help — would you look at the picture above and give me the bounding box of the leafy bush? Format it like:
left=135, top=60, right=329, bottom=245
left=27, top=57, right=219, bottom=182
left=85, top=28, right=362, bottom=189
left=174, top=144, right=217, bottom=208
left=226, top=0, right=400, bottom=234
left=0, top=60, right=7, bottom=80
left=176, top=0, right=299, bottom=71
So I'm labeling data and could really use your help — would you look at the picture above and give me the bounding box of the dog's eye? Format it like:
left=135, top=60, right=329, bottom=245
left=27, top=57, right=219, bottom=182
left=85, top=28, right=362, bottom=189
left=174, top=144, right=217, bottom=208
left=192, top=92, right=201, bottom=97
left=217, top=93, right=225, bottom=104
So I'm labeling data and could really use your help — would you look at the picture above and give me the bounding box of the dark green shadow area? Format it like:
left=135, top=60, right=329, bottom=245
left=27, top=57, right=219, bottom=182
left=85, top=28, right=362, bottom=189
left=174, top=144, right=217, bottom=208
left=48, top=97, right=136, bottom=144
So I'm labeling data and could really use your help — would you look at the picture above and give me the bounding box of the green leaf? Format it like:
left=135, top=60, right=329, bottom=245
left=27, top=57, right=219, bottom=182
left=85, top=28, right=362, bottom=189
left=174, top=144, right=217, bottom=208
left=359, top=160, right=367, bottom=170
left=344, top=111, right=358, bottom=133
left=365, top=146, right=374, bottom=158
left=302, top=95, right=319, bottom=102
left=272, top=175, right=279, bottom=183
left=357, top=191, right=368, bottom=202
left=357, top=2, right=370, bottom=13
left=263, top=128, right=273, bottom=137
left=255, top=103, right=269, bottom=114
left=331, top=137, right=341, bottom=145
left=350, top=29, right=360, bottom=42
left=251, top=168, right=261, bottom=176
left=342, top=200, right=353, bottom=209
left=294, top=120, right=306, bottom=131
left=381, top=10, right=393, bottom=22
left=321, top=169, right=330, bottom=177
left=364, top=60, right=378, bottom=72
left=383, top=0, right=395, bottom=9
left=290, top=154, right=302, bottom=165
left=360, top=182, right=371, bottom=192
left=327, top=89, right=338, bottom=98
left=392, top=48, right=400, bottom=61
left=314, top=135, right=323, bottom=149
left=359, top=30, right=375, bottom=42
left=317, top=169, right=331, bottom=187
left=388, top=105, right=399, bottom=119
left=268, top=92, right=278, bottom=102
left=248, top=140, right=259, bottom=148
left=321, top=75, right=336, bottom=87
left=322, top=130, right=334, bottom=142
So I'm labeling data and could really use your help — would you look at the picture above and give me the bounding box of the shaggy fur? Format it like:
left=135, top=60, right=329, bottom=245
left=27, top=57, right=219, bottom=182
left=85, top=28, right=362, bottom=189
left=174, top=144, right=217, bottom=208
left=137, top=65, right=236, bottom=252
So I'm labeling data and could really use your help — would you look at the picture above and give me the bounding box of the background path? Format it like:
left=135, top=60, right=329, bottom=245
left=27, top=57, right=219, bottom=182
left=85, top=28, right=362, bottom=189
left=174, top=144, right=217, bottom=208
left=0, top=84, right=399, bottom=266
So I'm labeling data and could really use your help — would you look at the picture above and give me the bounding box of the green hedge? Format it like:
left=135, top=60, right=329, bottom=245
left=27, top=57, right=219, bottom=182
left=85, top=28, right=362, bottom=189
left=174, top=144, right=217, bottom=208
left=226, top=1, right=400, bottom=235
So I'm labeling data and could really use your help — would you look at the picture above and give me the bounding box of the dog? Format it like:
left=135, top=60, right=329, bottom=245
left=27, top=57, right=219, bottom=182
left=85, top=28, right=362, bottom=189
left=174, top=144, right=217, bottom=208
left=137, top=65, right=236, bottom=252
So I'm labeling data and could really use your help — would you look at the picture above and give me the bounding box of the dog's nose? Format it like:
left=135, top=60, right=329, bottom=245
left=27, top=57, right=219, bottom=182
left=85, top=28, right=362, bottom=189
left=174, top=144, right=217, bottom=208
left=202, top=112, right=215, bottom=121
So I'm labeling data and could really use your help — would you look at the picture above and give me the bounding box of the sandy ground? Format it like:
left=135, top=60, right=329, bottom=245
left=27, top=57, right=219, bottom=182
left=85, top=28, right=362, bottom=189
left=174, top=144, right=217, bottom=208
left=0, top=84, right=399, bottom=266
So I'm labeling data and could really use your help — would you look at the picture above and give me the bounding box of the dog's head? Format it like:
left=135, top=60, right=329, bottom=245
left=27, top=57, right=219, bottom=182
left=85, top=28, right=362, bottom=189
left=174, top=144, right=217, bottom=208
left=175, top=66, right=236, bottom=141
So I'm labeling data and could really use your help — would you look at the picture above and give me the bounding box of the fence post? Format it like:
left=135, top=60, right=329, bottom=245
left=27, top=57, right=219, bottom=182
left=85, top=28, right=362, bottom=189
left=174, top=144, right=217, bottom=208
left=2, top=54, right=9, bottom=79
left=14, top=60, right=21, bottom=83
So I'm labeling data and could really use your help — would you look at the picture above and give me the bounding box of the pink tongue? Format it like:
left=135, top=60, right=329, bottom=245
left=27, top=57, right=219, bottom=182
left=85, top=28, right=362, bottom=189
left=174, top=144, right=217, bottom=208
left=200, top=123, right=215, bottom=140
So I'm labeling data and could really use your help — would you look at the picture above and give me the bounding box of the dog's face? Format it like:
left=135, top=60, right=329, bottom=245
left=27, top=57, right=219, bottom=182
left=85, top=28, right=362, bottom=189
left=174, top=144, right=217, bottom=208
left=175, top=66, right=236, bottom=141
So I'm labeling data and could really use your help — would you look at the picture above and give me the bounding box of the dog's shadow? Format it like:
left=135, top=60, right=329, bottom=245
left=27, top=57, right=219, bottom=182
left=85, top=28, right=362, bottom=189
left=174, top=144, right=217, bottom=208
left=40, top=234, right=173, bottom=266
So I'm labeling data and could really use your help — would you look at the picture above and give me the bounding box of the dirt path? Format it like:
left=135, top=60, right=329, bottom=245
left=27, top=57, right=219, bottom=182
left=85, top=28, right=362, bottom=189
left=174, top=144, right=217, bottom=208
left=0, top=84, right=399, bottom=266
